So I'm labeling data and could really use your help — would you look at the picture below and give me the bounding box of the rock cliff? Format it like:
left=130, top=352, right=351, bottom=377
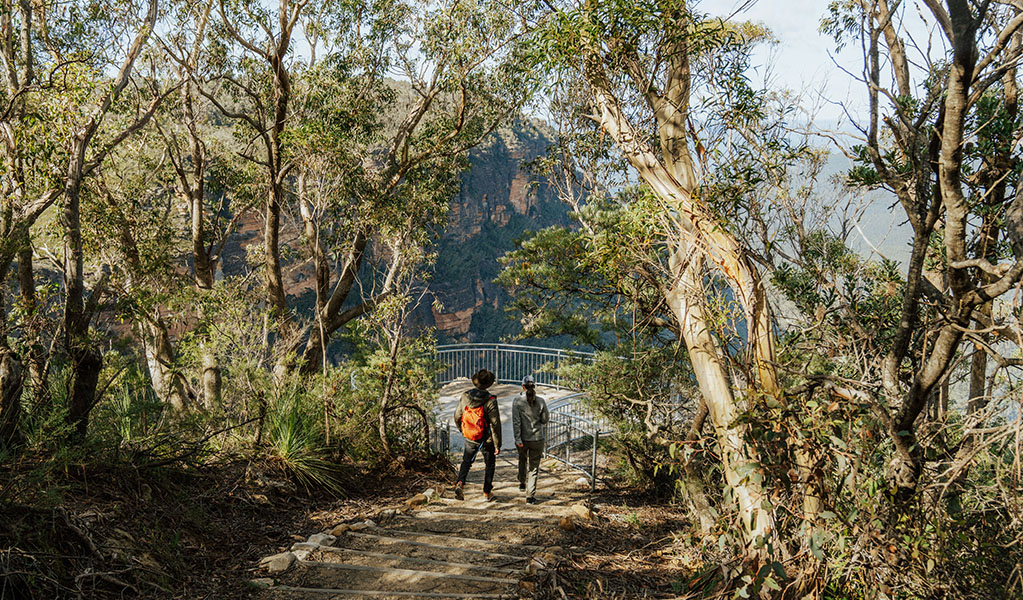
left=423, top=120, right=567, bottom=341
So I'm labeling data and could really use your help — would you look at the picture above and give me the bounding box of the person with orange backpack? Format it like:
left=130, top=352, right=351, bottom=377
left=453, top=368, right=502, bottom=501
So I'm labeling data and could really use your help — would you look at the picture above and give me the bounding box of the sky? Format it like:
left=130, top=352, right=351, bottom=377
left=700, top=0, right=867, bottom=125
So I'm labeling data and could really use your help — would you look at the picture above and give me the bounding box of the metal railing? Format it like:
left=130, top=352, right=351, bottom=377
left=428, top=343, right=611, bottom=492
left=433, top=343, right=593, bottom=389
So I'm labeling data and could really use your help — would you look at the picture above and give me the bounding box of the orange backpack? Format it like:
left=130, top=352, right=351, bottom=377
left=461, top=400, right=490, bottom=442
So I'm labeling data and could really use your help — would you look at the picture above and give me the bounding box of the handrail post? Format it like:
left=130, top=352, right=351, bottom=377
left=591, top=422, right=598, bottom=493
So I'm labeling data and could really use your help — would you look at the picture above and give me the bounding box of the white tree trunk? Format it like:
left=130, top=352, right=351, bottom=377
left=142, top=312, right=188, bottom=411
left=666, top=248, right=774, bottom=545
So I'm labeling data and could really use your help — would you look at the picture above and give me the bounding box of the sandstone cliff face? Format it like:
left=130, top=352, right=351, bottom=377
left=424, top=121, right=567, bottom=341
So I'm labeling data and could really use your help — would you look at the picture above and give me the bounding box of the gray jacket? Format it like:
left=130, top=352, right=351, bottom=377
left=513, top=392, right=549, bottom=444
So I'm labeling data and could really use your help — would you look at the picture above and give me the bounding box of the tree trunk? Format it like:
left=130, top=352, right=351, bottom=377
left=0, top=345, right=23, bottom=446
left=142, top=310, right=188, bottom=411
left=63, top=163, right=101, bottom=438
left=378, top=333, right=402, bottom=458
left=666, top=248, right=774, bottom=547
left=680, top=397, right=716, bottom=534
left=17, top=236, right=43, bottom=393
left=201, top=345, right=222, bottom=407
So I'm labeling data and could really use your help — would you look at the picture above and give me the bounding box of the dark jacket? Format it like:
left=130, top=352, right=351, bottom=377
left=454, top=387, right=502, bottom=447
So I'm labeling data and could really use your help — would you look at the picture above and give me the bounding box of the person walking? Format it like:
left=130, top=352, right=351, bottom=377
left=453, top=368, right=502, bottom=501
left=513, top=375, right=548, bottom=504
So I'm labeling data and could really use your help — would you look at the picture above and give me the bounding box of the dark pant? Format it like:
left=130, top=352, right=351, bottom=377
left=456, top=439, right=496, bottom=493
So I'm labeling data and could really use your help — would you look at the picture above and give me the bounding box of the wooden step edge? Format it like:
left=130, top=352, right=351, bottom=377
left=267, top=584, right=513, bottom=598
left=344, top=532, right=530, bottom=561
left=363, top=527, right=544, bottom=551
left=304, top=546, right=520, bottom=575
left=296, top=560, right=518, bottom=584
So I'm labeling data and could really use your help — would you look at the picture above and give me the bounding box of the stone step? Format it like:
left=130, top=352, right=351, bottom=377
left=296, top=561, right=518, bottom=585
left=434, top=496, right=578, bottom=508
left=342, top=532, right=532, bottom=561
left=275, top=560, right=515, bottom=596
left=427, top=499, right=575, bottom=513
left=351, top=527, right=544, bottom=552
left=267, top=584, right=512, bottom=598
left=302, top=545, right=521, bottom=576
left=401, top=510, right=557, bottom=524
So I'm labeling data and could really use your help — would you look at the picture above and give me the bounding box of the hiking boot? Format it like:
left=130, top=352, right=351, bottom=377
left=519, top=483, right=526, bottom=492
left=484, top=492, right=495, bottom=502
left=526, top=497, right=537, bottom=505
left=454, top=483, right=464, bottom=500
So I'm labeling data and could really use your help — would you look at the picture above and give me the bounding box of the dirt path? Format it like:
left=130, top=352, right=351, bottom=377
left=253, top=456, right=595, bottom=599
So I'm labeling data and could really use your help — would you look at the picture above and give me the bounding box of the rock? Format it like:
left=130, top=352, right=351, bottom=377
left=349, top=520, right=375, bottom=531
left=423, top=488, right=436, bottom=499
left=249, top=578, right=275, bottom=589
left=292, top=548, right=311, bottom=561
left=571, top=503, right=594, bottom=521
left=329, top=524, right=351, bottom=536
left=574, top=476, right=591, bottom=488
left=307, top=533, right=336, bottom=547
left=259, top=552, right=296, bottom=574
left=291, top=542, right=317, bottom=552
left=376, top=508, right=397, bottom=521
left=406, top=493, right=429, bottom=507
left=558, top=516, right=575, bottom=532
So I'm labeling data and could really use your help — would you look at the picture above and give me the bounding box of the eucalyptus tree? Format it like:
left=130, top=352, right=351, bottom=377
left=824, top=0, right=1023, bottom=496
left=208, top=0, right=534, bottom=372
left=153, top=0, right=256, bottom=406
left=207, top=0, right=309, bottom=343
left=0, top=0, right=172, bottom=441
left=528, top=0, right=790, bottom=551
left=86, top=130, right=191, bottom=411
